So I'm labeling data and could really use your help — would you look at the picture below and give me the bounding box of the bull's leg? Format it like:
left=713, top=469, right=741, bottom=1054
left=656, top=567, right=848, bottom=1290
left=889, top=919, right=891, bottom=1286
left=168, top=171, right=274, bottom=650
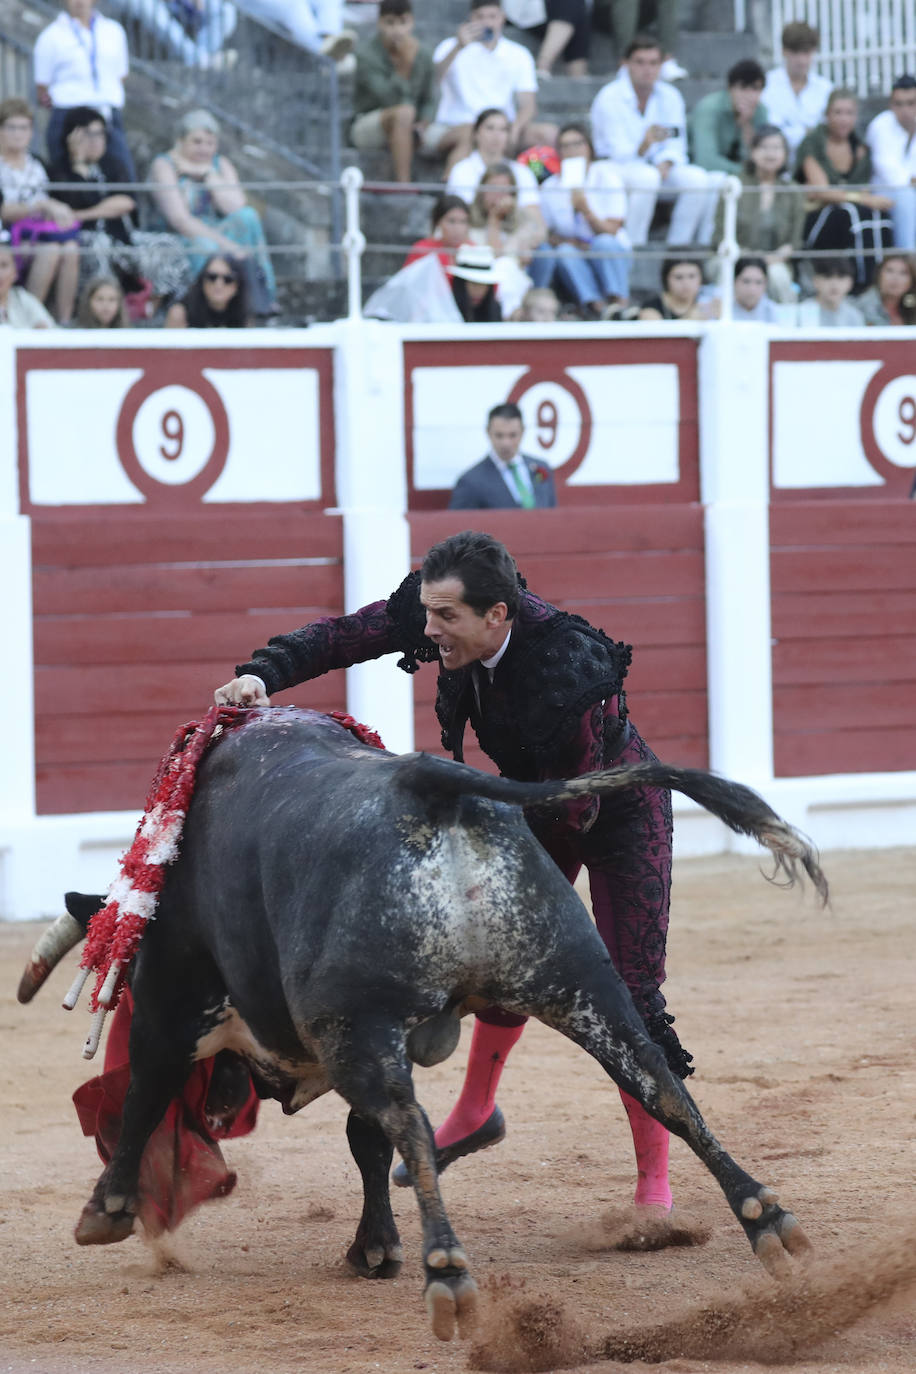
left=75, top=955, right=210, bottom=1245
left=540, top=974, right=812, bottom=1279
left=322, top=1016, right=478, bottom=1341
left=344, top=1109, right=404, bottom=1279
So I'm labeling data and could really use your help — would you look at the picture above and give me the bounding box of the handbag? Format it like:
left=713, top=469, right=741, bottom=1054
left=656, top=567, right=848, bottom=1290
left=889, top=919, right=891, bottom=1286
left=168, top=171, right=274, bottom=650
left=502, top=0, right=547, bottom=28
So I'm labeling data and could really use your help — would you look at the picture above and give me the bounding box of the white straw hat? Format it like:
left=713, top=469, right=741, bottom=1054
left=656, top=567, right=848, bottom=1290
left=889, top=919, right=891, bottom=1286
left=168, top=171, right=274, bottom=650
left=451, top=244, right=497, bottom=284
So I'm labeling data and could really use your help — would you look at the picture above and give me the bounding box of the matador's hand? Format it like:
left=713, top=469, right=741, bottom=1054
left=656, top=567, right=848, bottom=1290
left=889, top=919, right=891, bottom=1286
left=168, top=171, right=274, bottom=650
left=214, top=674, right=269, bottom=706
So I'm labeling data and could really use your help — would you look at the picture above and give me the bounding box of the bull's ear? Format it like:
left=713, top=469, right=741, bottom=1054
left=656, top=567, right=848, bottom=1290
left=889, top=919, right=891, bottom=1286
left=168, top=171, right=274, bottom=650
left=64, top=891, right=106, bottom=930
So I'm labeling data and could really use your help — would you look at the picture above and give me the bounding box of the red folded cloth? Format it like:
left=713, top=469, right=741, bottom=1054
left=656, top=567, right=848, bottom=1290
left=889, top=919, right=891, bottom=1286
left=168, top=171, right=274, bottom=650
left=73, top=989, right=259, bottom=1235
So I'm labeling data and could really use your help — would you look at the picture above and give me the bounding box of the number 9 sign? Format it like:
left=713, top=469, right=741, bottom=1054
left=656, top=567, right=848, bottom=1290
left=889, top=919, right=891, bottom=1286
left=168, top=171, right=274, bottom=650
left=507, top=370, right=592, bottom=480
left=859, top=364, right=916, bottom=491
left=116, top=367, right=230, bottom=503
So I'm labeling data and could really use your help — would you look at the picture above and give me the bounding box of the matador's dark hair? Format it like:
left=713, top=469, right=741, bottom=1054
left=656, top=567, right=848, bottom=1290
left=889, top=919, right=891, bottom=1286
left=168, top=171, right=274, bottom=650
left=421, top=531, right=522, bottom=617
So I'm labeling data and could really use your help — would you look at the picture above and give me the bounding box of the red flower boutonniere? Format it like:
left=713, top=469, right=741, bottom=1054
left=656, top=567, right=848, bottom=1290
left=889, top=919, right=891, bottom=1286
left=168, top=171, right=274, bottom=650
left=531, top=464, right=549, bottom=485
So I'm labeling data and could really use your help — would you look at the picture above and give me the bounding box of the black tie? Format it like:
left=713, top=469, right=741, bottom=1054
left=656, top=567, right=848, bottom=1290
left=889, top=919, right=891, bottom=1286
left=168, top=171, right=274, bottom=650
left=474, top=663, right=490, bottom=714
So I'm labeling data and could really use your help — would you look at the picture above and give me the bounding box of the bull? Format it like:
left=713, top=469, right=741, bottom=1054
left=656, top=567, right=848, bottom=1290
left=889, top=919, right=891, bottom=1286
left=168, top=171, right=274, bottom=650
left=23, top=707, right=825, bottom=1342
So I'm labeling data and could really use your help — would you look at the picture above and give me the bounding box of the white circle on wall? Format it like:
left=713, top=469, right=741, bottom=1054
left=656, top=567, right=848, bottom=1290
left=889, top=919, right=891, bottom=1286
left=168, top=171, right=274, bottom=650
left=513, top=379, right=584, bottom=469
left=870, top=373, right=916, bottom=469
left=132, top=385, right=217, bottom=486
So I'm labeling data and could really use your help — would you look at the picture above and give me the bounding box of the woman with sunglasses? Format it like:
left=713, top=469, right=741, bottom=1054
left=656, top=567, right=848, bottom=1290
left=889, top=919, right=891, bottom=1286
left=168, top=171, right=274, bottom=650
left=164, top=253, right=250, bottom=327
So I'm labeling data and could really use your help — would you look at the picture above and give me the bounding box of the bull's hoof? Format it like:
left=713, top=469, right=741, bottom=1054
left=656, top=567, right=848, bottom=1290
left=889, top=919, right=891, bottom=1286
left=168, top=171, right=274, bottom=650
left=74, top=1199, right=136, bottom=1246
left=741, top=1187, right=813, bottom=1278
left=345, top=1237, right=404, bottom=1280
left=425, top=1272, right=478, bottom=1342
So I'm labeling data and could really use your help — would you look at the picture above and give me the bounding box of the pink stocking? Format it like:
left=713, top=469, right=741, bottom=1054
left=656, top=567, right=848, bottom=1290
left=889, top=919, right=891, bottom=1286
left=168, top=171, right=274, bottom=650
left=619, top=1089, right=673, bottom=1210
left=435, top=1018, right=526, bottom=1148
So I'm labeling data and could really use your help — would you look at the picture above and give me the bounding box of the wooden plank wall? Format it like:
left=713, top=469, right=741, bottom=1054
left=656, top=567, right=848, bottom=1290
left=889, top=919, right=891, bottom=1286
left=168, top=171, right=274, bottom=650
left=408, top=508, right=708, bottom=772
left=771, top=501, right=916, bottom=776
left=32, top=508, right=346, bottom=814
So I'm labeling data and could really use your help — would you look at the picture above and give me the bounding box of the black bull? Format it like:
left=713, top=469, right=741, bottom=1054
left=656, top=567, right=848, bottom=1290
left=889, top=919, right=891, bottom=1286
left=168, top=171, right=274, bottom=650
left=59, top=709, right=826, bottom=1341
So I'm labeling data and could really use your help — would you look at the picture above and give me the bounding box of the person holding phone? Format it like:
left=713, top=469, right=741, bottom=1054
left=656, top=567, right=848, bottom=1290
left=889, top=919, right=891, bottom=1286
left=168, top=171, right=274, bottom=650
left=529, top=120, right=631, bottom=316
left=422, top=1, right=556, bottom=172
left=589, top=34, right=725, bottom=245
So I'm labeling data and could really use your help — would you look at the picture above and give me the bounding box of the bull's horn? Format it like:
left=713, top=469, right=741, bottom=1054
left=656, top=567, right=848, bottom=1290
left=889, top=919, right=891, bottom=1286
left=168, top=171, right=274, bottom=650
left=16, top=912, right=86, bottom=1004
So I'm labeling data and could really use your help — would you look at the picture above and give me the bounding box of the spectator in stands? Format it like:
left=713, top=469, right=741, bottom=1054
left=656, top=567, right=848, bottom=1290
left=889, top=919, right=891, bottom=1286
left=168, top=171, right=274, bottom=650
left=424, top=2, right=555, bottom=171
left=447, top=108, right=543, bottom=226
left=796, top=256, right=863, bottom=325
left=713, top=125, right=804, bottom=304
left=164, top=252, right=250, bottom=326
left=0, top=98, right=80, bottom=323
left=866, top=75, right=916, bottom=249
left=511, top=284, right=560, bottom=320
left=597, top=0, right=686, bottom=81
left=590, top=36, right=724, bottom=246
left=530, top=120, right=631, bottom=317
left=404, top=194, right=472, bottom=272
left=150, top=109, right=276, bottom=316
left=33, top=0, right=135, bottom=178
left=468, top=163, right=535, bottom=315
left=449, top=400, right=556, bottom=508
left=796, top=89, right=893, bottom=290
left=76, top=273, right=129, bottom=326
left=762, top=22, right=832, bottom=160
left=856, top=253, right=916, bottom=325
left=638, top=252, right=715, bottom=319
left=52, top=105, right=190, bottom=309
left=351, top=0, right=436, bottom=184
left=0, top=239, right=56, bottom=327
left=689, top=60, right=769, bottom=176
left=502, top=0, right=591, bottom=80
left=731, top=254, right=779, bottom=321
left=115, top=0, right=238, bottom=72
left=450, top=242, right=503, bottom=319
left=242, top=0, right=356, bottom=60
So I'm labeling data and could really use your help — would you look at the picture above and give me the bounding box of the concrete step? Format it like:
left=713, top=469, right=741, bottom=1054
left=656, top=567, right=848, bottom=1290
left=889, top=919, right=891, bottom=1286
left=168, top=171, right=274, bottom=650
left=678, top=29, right=760, bottom=76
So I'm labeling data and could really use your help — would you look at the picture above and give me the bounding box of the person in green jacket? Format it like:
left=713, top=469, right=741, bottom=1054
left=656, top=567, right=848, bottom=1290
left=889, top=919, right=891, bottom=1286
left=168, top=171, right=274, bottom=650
left=689, top=59, right=769, bottom=176
left=351, top=0, right=437, bottom=183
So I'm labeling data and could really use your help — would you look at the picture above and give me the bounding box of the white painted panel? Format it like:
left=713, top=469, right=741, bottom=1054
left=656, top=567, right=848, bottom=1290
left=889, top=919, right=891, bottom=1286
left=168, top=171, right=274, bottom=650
left=27, top=369, right=145, bottom=504
left=771, top=359, right=884, bottom=487
left=202, top=368, right=321, bottom=502
left=565, top=364, right=679, bottom=485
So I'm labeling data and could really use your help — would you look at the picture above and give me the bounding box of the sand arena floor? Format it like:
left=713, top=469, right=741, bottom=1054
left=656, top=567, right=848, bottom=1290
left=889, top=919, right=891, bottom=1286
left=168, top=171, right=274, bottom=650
left=1, top=847, right=914, bottom=1374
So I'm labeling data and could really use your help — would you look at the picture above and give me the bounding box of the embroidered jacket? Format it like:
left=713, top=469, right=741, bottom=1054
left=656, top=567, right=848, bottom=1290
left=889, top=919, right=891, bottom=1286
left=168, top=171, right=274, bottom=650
left=236, top=572, right=632, bottom=833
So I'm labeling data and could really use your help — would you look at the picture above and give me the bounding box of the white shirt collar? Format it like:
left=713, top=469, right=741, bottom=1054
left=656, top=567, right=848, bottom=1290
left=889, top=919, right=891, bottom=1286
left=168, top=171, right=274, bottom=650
left=481, top=627, right=511, bottom=676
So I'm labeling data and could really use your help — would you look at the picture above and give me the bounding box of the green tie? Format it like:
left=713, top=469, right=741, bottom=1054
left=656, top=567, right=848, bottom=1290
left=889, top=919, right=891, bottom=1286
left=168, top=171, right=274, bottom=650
left=509, top=459, right=535, bottom=509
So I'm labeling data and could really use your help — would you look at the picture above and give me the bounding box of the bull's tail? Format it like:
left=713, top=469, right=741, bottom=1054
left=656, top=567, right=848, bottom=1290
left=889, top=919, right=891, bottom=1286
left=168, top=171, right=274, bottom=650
left=396, top=753, right=828, bottom=905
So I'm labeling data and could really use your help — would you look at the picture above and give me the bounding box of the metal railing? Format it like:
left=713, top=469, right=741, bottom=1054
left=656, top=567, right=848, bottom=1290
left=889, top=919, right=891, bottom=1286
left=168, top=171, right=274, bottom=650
left=11, top=172, right=908, bottom=325
left=772, top=0, right=916, bottom=95
left=0, top=31, right=33, bottom=102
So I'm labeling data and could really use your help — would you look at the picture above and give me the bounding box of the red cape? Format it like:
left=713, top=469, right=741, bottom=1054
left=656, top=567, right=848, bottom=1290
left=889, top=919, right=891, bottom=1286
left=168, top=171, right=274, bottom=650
left=73, top=990, right=259, bottom=1235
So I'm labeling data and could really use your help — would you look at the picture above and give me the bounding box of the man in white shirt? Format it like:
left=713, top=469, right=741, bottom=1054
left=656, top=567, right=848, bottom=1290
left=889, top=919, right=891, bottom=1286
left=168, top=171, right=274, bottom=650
left=449, top=402, right=557, bottom=509
left=529, top=121, right=631, bottom=315
left=762, top=21, right=832, bottom=158
left=866, top=75, right=916, bottom=248
left=589, top=36, right=725, bottom=246
left=422, top=2, right=555, bottom=171
left=34, top=0, right=134, bottom=177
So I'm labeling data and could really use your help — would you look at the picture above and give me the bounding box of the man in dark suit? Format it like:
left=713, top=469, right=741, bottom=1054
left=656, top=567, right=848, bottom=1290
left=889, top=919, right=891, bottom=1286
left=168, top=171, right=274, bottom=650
left=448, top=402, right=557, bottom=509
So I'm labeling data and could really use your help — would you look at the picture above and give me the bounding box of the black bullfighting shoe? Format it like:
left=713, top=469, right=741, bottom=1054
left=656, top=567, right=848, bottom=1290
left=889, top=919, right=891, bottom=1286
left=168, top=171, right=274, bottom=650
left=391, top=1106, right=506, bottom=1187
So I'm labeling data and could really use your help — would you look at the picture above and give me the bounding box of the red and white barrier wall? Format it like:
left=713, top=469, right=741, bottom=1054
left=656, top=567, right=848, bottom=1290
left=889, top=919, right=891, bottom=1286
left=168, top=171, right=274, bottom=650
left=1, top=323, right=914, bottom=920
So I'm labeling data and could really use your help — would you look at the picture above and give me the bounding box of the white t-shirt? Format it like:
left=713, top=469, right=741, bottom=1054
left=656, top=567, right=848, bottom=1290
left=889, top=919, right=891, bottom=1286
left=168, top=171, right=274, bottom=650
left=433, top=35, right=537, bottom=127
left=447, top=150, right=541, bottom=207
left=762, top=66, right=833, bottom=156
left=539, top=159, right=629, bottom=242
left=33, top=12, right=129, bottom=112
left=866, top=108, right=916, bottom=189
